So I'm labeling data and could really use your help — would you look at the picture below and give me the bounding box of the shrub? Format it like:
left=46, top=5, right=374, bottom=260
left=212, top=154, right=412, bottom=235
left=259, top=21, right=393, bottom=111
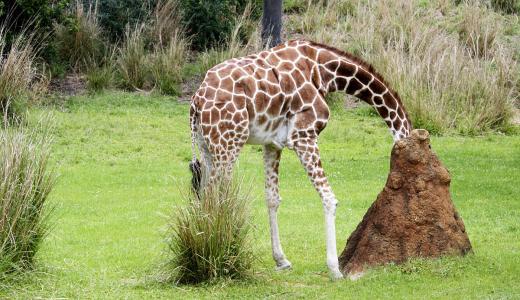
left=1, top=0, right=70, bottom=68
left=1, top=0, right=70, bottom=38
left=0, top=27, right=43, bottom=124
left=0, top=124, right=55, bottom=276
left=166, top=178, right=255, bottom=284
left=96, top=0, right=157, bottom=41
left=179, top=0, right=261, bottom=49
left=53, top=0, right=106, bottom=72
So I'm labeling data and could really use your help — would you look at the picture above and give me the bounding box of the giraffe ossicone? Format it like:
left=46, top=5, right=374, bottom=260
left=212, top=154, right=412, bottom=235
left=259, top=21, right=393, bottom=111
left=189, top=39, right=412, bottom=279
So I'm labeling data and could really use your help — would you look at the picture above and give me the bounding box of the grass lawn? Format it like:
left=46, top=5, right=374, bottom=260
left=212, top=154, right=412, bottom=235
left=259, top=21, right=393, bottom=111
left=1, top=91, right=519, bottom=299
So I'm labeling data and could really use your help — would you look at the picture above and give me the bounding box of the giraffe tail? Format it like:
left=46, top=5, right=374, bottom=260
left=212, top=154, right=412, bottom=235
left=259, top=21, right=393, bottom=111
left=189, top=159, right=202, bottom=193
left=189, top=103, right=202, bottom=194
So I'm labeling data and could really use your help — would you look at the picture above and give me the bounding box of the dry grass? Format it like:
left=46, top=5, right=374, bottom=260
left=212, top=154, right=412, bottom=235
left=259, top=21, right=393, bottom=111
left=286, top=0, right=519, bottom=134
left=149, top=0, right=184, bottom=49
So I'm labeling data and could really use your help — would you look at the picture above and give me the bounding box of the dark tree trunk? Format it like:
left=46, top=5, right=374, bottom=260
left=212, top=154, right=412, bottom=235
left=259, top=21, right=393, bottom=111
left=262, top=0, right=283, bottom=48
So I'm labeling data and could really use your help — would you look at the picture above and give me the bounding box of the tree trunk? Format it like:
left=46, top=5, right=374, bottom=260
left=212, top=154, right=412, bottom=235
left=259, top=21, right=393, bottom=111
left=262, top=0, right=283, bottom=48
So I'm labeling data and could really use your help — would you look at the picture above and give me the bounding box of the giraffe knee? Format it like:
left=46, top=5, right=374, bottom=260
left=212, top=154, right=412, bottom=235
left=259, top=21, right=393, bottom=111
left=267, top=195, right=282, bottom=210
left=323, top=198, right=338, bottom=214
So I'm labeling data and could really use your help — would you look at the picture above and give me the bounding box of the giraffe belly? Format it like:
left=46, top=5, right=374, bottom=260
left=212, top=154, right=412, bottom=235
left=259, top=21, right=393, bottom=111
left=246, top=121, right=288, bottom=149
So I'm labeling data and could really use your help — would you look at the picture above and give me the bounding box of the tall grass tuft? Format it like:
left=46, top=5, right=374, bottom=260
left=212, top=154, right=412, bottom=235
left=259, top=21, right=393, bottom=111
left=85, top=46, right=118, bottom=92
left=117, top=0, right=190, bottom=94
left=117, top=24, right=150, bottom=91
left=148, top=0, right=190, bottom=95
left=149, top=32, right=189, bottom=95
left=0, top=26, right=41, bottom=124
left=166, top=178, right=255, bottom=284
left=0, top=124, right=55, bottom=276
left=149, top=0, right=184, bottom=49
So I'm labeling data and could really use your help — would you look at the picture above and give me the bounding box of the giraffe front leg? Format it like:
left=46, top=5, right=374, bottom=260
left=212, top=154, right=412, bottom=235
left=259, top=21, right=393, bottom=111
left=294, top=141, right=343, bottom=280
left=263, top=145, right=292, bottom=271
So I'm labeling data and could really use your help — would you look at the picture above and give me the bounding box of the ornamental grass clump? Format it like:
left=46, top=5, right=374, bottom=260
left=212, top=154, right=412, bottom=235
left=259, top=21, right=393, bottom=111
left=0, top=125, right=55, bottom=276
left=166, top=178, right=255, bottom=284
left=0, top=26, right=40, bottom=124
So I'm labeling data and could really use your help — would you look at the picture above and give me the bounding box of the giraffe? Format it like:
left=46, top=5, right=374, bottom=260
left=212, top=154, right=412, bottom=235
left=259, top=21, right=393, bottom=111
left=189, top=39, right=412, bottom=279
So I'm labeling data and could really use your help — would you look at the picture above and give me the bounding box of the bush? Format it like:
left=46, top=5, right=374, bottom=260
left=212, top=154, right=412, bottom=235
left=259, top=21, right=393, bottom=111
left=166, top=178, right=255, bottom=284
left=0, top=0, right=70, bottom=38
left=0, top=27, right=44, bottom=124
left=0, top=125, right=55, bottom=276
left=1, top=0, right=70, bottom=68
left=179, top=0, right=261, bottom=49
left=53, top=0, right=106, bottom=72
left=284, top=0, right=307, bottom=13
left=96, top=0, right=157, bottom=41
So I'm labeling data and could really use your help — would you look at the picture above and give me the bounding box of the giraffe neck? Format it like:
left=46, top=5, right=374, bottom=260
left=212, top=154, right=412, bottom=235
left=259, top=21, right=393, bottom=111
left=311, top=43, right=412, bottom=140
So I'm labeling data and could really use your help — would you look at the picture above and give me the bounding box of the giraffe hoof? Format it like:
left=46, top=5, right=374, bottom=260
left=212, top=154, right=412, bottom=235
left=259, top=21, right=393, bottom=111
left=330, top=270, right=344, bottom=280
left=275, top=260, right=292, bottom=271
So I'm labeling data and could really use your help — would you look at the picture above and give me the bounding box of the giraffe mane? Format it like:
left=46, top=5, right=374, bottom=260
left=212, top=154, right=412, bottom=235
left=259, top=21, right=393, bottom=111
left=302, top=40, right=403, bottom=106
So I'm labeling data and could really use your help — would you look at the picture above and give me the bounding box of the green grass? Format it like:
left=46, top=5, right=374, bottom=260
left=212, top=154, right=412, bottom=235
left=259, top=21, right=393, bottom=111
left=1, top=91, right=519, bottom=298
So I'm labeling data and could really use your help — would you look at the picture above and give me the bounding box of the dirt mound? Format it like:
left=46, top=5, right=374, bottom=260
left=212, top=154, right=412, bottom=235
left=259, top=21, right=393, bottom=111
left=339, top=129, right=472, bottom=279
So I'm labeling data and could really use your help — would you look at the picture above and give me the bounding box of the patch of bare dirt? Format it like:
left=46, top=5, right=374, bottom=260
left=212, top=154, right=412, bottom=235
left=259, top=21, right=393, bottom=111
left=178, top=74, right=203, bottom=102
left=339, top=129, right=472, bottom=279
left=49, top=74, right=86, bottom=96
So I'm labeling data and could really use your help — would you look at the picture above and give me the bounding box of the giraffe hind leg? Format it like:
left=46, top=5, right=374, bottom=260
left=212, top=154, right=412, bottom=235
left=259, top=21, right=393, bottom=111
left=263, top=145, right=292, bottom=271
